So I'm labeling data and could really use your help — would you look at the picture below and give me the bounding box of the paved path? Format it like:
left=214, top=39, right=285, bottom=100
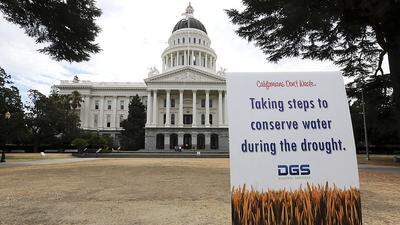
left=358, top=164, right=400, bottom=174
left=0, top=158, right=98, bottom=168
left=1, top=158, right=399, bottom=174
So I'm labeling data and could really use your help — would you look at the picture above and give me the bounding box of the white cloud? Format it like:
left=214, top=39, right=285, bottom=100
left=0, top=0, right=390, bottom=102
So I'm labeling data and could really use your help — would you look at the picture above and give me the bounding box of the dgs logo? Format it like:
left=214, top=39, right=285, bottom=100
left=278, top=164, right=311, bottom=176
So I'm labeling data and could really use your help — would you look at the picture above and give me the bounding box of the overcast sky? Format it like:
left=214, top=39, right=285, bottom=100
left=0, top=0, right=389, bottom=103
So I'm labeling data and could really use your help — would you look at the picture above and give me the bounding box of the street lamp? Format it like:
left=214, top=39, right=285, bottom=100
left=360, top=88, right=370, bottom=161
left=1, top=111, right=11, bottom=163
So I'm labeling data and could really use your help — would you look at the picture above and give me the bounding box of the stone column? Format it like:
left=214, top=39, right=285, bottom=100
left=164, top=133, right=170, bottom=150
left=218, top=90, right=223, bottom=127
left=177, top=51, right=180, bottom=66
left=146, top=91, right=152, bottom=126
left=170, top=53, right=173, bottom=67
left=224, top=91, right=228, bottom=125
left=178, top=132, right=184, bottom=147
left=114, top=96, right=118, bottom=128
left=179, top=90, right=184, bottom=127
left=192, top=90, right=197, bottom=127
left=99, top=96, right=104, bottom=129
left=205, top=132, right=211, bottom=150
left=192, top=132, right=197, bottom=150
left=84, top=96, right=91, bottom=129
left=184, top=51, right=187, bottom=65
left=192, top=50, right=195, bottom=65
left=152, top=90, right=158, bottom=126
left=198, top=51, right=201, bottom=66
left=205, top=54, right=208, bottom=68
left=205, top=90, right=210, bottom=127
left=165, top=90, right=171, bottom=127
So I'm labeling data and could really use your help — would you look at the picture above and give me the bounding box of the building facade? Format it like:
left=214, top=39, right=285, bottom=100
left=56, top=4, right=229, bottom=151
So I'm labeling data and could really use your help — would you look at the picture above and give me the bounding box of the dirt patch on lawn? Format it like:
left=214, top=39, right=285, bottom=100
left=0, top=158, right=399, bottom=225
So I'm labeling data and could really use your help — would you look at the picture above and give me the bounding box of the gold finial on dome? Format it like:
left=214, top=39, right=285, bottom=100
left=184, top=2, right=194, bottom=17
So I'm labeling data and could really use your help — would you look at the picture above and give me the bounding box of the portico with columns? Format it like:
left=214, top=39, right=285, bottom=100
left=143, top=4, right=229, bottom=151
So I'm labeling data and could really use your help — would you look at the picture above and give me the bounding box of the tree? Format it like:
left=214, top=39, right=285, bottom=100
left=0, top=67, right=27, bottom=148
left=347, top=74, right=398, bottom=146
left=0, top=0, right=102, bottom=62
left=25, top=89, right=82, bottom=151
left=226, top=1, right=400, bottom=135
left=120, top=95, right=146, bottom=150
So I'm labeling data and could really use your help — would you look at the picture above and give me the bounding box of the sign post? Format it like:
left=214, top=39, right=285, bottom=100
left=227, top=72, right=362, bottom=225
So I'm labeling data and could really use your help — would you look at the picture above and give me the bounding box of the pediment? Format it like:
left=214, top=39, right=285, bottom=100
left=145, top=67, right=225, bottom=84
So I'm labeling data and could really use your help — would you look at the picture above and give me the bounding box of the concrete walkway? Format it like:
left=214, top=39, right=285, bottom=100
left=358, top=164, right=400, bottom=174
left=1, top=157, right=399, bottom=174
left=0, top=158, right=99, bottom=168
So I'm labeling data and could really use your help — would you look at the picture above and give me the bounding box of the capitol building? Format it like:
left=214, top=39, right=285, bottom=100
left=56, top=4, right=228, bottom=151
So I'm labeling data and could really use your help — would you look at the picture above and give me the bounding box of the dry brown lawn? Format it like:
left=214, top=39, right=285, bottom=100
left=5, top=153, right=73, bottom=162
left=0, top=158, right=399, bottom=225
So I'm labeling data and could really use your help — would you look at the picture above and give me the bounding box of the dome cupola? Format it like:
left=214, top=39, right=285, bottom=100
left=172, top=3, right=207, bottom=34
left=161, top=3, right=218, bottom=74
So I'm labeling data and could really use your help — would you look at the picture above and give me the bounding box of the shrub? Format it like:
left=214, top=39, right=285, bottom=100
left=71, top=138, right=89, bottom=151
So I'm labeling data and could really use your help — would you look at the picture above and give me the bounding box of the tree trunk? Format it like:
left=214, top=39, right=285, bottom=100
left=387, top=34, right=400, bottom=140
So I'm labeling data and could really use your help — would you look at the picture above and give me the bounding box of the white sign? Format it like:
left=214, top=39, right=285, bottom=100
left=227, top=72, right=360, bottom=191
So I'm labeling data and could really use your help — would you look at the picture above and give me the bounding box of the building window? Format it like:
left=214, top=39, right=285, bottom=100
left=211, top=134, right=219, bottom=149
left=183, top=37, right=185, bottom=43
left=163, top=114, right=166, bottom=124
left=95, top=100, right=99, bottom=110
left=120, top=100, right=124, bottom=110
left=209, top=114, right=213, bottom=125
left=194, top=38, right=196, bottom=43
left=107, top=100, right=112, bottom=110
left=178, top=39, right=180, bottom=44
left=156, top=134, right=165, bottom=149
left=197, top=134, right=205, bottom=149
left=171, top=114, right=175, bottom=125
left=201, top=99, right=205, bottom=108
left=198, top=39, right=201, bottom=44
left=203, top=40, right=205, bottom=45
left=189, top=37, right=191, bottom=43
left=106, top=115, right=111, bottom=128
left=171, top=98, right=175, bottom=108
left=201, top=114, right=205, bottom=125
left=164, top=99, right=167, bottom=107
left=94, top=114, right=98, bottom=127
left=209, top=99, right=213, bottom=108
left=170, top=133, right=178, bottom=149
left=119, top=114, right=124, bottom=127
left=183, top=115, right=192, bottom=125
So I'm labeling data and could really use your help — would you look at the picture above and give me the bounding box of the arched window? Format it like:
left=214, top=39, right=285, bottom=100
left=197, top=134, right=205, bottom=149
left=211, top=134, right=219, bottom=149
left=170, top=133, right=178, bottom=149
left=183, top=134, right=192, bottom=149
left=156, top=134, right=165, bottom=149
